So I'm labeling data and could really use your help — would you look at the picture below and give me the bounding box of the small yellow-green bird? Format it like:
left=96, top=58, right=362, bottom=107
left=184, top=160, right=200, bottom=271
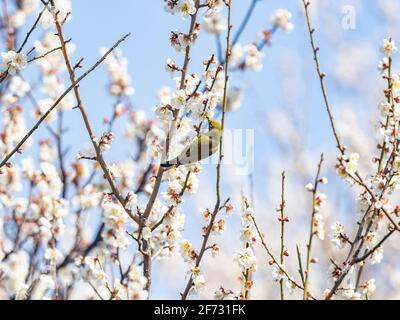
left=161, top=119, right=222, bottom=169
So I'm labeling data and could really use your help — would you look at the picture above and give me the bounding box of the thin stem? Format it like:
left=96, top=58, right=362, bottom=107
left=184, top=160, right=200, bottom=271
left=57, top=111, right=68, bottom=198
left=251, top=215, right=314, bottom=299
left=303, top=154, right=324, bottom=300
left=232, top=0, right=258, bottom=46
left=354, top=230, right=395, bottom=264
left=302, top=0, right=399, bottom=299
left=302, top=0, right=344, bottom=155
left=296, top=245, right=305, bottom=287
left=279, top=171, right=286, bottom=300
left=50, top=9, right=137, bottom=223
left=17, top=2, right=47, bottom=53
left=241, top=197, right=253, bottom=300
left=377, top=57, right=393, bottom=173
left=27, top=40, right=71, bottom=63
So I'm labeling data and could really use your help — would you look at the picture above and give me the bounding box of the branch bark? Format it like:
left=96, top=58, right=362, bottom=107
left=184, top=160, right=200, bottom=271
left=50, top=7, right=138, bottom=224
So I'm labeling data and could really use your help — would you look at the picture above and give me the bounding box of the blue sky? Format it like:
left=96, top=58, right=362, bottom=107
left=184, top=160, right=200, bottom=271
left=53, top=0, right=394, bottom=169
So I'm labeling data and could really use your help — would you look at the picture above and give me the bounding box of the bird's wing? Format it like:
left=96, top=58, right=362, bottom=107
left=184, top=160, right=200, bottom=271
left=176, top=134, right=217, bottom=165
left=163, top=130, right=220, bottom=167
left=161, top=137, right=202, bottom=167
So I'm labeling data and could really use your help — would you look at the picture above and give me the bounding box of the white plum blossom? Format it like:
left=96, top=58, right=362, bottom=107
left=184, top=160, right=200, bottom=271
left=158, top=86, right=173, bottom=105
left=180, top=239, right=194, bottom=262
left=164, top=0, right=178, bottom=14
left=193, top=274, right=206, bottom=293
left=9, top=76, right=30, bottom=97
left=172, top=89, right=188, bottom=108
left=391, top=73, right=400, bottom=92
left=127, top=266, right=148, bottom=300
left=331, top=222, right=347, bottom=249
left=125, top=192, right=138, bottom=210
left=142, top=227, right=152, bottom=241
left=341, top=153, right=360, bottom=175
left=271, top=263, right=287, bottom=282
left=20, top=0, right=40, bottom=14
left=361, top=279, right=376, bottom=297
left=365, top=232, right=377, bottom=248
left=342, top=288, right=362, bottom=300
left=155, top=104, right=175, bottom=122
left=203, top=11, right=226, bottom=34
left=378, top=57, right=390, bottom=73
left=0, top=251, right=30, bottom=294
left=40, top=0, right=72, bottom=29
left=271, top=9, right=294, bottom=32
left=244, top=44, right=264, bottom=71
left=305, top=183, right=314, bottom=192
left=100, top=48, right=135, bottom=96
left=32, top=99, right=57, bottom=123
left=381, top=38, right=397, bottom=56
left=314, top=192, right=327, bottom=212
left=379, top=100, right=391, bottom=116
left=234, top=247, right=257, bottom=271
left=44, top=248, right=63, bottom=264
left=10, top=10, right=27, bottom=29
left=81, top=256, right=109, bottom=285
left=170, top=23, right=200, bottom=52
left=98, top=132, right=115, bottom=152
left=370, top=246, right=384, bottom=265
left=178, top=0, right=197, bottom=19
left=1, top=51, right=27, bottom=75
left=102, top=200, right=131, bottom=249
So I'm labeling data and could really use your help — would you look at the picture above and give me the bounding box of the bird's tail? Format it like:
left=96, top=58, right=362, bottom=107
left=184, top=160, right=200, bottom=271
left=160, top=159, right=181, bottom=169
left=160, top=162, right=174, bottom=169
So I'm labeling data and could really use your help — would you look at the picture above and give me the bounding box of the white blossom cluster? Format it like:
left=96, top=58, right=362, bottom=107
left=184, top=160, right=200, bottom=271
left=323, top=38, right=400, bottom=300
left=234, top=206, right=258, bottom=272
left=100, top=48, right=135, bottom=97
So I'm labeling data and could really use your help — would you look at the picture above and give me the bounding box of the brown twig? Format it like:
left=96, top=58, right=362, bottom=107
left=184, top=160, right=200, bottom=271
left=279, top=171, right=286, bottom=300
left=241, top=196, right=253, bottom=300
left=353, top=230, right=395, bottom=264
left=56, top=111, right=68, bottom=198
left=27, top=39, right=72, bottom=63
left=303, top=154, right=324, bottom=300
left=296, top=245, right=305, bottom=287
left=250, top=215, right=315, bottom=300
left=17, top=1, right=48, bottom=53
left=302, top=0, right=399, bottom=299
left=377, top=57, right=393, bottom=173
left=302, top=0, right=344, bottom=155
left=50, top=9, right=137, bottom=225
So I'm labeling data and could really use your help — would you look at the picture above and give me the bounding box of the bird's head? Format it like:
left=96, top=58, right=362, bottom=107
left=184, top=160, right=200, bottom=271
left=208, top=118, right=222, bottom=131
